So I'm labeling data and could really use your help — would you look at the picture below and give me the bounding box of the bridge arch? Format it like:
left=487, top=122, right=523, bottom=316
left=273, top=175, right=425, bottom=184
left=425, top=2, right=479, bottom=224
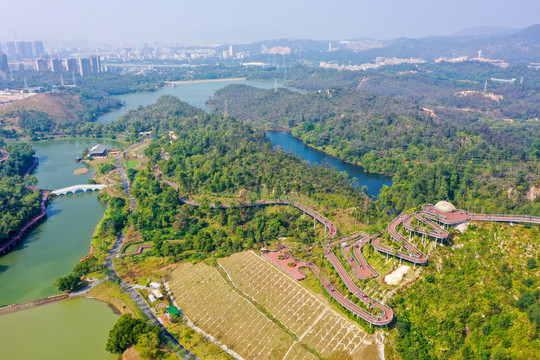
left=52, top=184, right=108, bottom=196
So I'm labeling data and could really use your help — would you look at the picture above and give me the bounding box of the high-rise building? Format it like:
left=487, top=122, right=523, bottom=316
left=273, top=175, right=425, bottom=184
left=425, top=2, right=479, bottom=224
left=229, top=45, right=233, bottom=58
left=35, top=59, right=48, bottom=72
left=0, top=53, right=9, bottom=74
left=89, top=56, right=101, bottom=74
left=24, top=41, right=34, bottom=59
left=15, top=41, right=34, bottom=59
left=33, top=41, right=44, bottom=58
left=65, top=58, right=78, bottom=73
left=50, top=58, right=62, bottom=72
left=16, top=41, right=26, bottom=58
left=6, top=42, right=16, bottom=58
left=78, top=58, right=92, bottom=77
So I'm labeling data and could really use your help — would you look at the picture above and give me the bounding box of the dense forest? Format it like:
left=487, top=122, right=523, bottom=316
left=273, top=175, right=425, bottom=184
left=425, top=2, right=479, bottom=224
left=209, top=84, right=540, bottom=214
left=388, top=223, right=540, bottom=360
left=0, top=142, right=37, bottom=177
left=120, top=96, right=369, bottom=258
left=0, top=142, right=41, bottom=245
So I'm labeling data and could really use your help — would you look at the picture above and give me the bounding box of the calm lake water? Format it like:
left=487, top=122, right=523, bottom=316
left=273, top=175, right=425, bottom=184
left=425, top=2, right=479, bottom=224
left=0, top=139, right=121, bottom=306
left=0, top=139, right=122, bottom=360
left=98, top=79, right=283, bottom=124
left=265, top=131, right=393, bottom=197
left=0, top=299, right=118, bottom=360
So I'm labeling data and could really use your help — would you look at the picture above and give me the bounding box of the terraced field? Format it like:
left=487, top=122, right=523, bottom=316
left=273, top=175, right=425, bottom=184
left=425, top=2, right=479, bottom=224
left=168, top=262, right=317, bottom=360
left=219, top=251, right=379, bottom=360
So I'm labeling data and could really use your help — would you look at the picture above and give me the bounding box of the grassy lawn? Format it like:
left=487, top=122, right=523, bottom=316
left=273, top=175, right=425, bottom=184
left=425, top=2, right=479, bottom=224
left=126, top=159, right=139, bottom=169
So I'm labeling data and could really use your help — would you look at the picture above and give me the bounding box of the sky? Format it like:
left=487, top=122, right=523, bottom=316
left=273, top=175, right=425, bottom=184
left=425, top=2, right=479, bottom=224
left=1, top=0, right=539, bottom=45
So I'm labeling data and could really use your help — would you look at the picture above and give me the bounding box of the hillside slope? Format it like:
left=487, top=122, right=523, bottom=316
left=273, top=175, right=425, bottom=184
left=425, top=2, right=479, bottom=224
left=0, top=91, right=83, bottom=123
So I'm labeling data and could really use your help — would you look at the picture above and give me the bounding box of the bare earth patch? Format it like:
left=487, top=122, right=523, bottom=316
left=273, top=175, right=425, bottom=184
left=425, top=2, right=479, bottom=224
left=122, top=346, right=141, bottom=360
left=384, top=265, right=411, bottom=285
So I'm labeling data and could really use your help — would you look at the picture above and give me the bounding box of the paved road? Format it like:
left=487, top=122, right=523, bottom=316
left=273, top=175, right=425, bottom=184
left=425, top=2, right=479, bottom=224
left=106, top=146, right=198, bottom=360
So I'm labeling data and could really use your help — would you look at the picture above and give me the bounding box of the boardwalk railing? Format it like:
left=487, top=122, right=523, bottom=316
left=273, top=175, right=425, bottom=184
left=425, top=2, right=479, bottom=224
left=0, top=294, right=69, bottom=315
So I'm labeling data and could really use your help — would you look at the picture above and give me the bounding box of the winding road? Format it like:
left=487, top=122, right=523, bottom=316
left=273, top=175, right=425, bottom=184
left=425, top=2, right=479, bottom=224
left=109, top=145, right=199, bottom=360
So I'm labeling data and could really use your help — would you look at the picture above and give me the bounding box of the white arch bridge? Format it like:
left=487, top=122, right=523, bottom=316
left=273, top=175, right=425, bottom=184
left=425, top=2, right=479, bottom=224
left=52, top=184, right=108, bottom=196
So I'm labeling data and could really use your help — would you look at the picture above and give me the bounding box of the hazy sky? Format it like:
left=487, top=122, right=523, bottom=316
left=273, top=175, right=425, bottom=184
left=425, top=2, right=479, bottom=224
left=2, top=0, right=539, bottom=45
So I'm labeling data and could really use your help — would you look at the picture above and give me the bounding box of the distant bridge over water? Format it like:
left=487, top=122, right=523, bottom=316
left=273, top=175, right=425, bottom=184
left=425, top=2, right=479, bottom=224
left=52, top=184, right=108, bottom=196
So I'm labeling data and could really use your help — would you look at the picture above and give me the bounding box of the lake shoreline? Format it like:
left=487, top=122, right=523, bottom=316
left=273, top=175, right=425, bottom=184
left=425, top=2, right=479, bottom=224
left=265, top=129, right=395, bottom=179
left=165, top=77, right=247, bottom=85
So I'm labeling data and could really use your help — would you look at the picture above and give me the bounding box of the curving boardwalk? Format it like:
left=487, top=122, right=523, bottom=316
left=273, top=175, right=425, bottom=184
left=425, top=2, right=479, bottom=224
left=374, top=214, right=429, bottom=265
left=154, top=165, right=540, bottom=327
left=262, top=246, right=393, bottom=326
left=324, top=242, right=393, bottom=325
left=171, top=184, right=337, bottom=237
left=422, top=204, right=540, bottom=225
left=402, top=213, right=449, bottom=239
left=373, top=205, right=540, bottom=265
left=343, top=234, right=379, bottom=279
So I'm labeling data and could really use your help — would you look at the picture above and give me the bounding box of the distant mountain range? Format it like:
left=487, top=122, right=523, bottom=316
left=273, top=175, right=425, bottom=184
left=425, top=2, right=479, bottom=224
left=452, top=26, right=520, bottom=37
left=234, top=24, right=540, bottom=65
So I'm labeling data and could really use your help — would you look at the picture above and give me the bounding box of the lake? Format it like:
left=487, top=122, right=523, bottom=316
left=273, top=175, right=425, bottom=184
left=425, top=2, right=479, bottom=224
left=97, top=79, right=283, bottom=124
left=265, top=131, right=393, bottom=197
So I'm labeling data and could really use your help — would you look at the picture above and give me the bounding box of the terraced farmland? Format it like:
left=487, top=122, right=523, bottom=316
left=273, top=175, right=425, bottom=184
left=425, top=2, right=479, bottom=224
left=168, top=262, right=317, bottom=360
left=219, top=251, right=379, bottom=360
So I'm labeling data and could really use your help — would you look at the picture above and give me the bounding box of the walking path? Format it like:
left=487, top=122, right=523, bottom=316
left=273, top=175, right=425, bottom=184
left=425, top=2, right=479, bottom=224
left=343, top=234, right=379, bottom=279
left=261, top=246, right=393, bottom=326
left=141, top=163, right=540, bottom=329
left=158, top=176, right=337, bottom=238
left=108, top=144, right=199, bottom=360
left=0, top=294, right=69, bottom=315
left=422, top=204, right=540, bottom=225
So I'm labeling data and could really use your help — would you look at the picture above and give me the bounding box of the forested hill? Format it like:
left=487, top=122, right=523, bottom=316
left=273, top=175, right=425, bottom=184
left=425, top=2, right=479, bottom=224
left=0, top=142, right=38, bottom=178
left=116, top=96, right=376, bottom=258
left=0, top=90, right=120, bottom=139
left=118, top=95, right=361, bottom=204
left=209, top=84, right=540, bottom=214
left=209, top=85, right=540, bottom=168
left=0, top=142, right=42, bottom=245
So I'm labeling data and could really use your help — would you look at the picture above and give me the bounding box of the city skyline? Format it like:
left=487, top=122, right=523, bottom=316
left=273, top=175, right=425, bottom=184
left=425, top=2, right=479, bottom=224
left=0, top=0, right=539, bottom=45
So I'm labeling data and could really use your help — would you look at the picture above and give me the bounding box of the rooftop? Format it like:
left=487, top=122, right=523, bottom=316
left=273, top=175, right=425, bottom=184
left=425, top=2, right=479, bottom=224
left=167, top=306, right=180, bottom=316
left=89, top=144, right=107, bottom=153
